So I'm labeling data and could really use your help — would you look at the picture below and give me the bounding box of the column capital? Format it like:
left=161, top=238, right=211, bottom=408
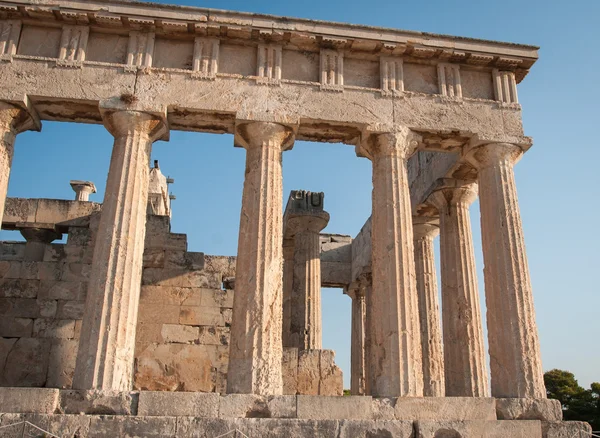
left=428, top=178, right=478, bottom=209
left=412, top=216, right=439, bottom=241
left=70, top=180, right=97, bottom=201
left=0, top=97, right=41, bottom=134
left=284, top=190, right=330, bottom=237
left=234, top=120, right=297, bottom=151
left=99, top=100, right=169, bottom=142
left=357, top=125, right=421, bottom=160
left=464, top=141, right=524, bottom=170
left=20, top=227, right=62, bottom=244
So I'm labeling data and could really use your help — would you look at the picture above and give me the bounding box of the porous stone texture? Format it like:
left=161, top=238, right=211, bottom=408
left=138, top=391, right=219, bottom=417
left=0, top=387, right=59, bottom=413
left=74, top=106, right=168, bottom=391
left=495, top=398, right=562, bottom=421
left=372, top=397, right=496, bottom=421
left=297, top=395, right=372, bottom=420
left=58, top=389, right=138, bottom=415
left=416, top=420, right=542, bottom=437
left=295, top=349, right=343, bottom=396
left=219, top=394, right=296, bottom=418
left=542, top=421, right=593, bottom=438
left=429, top=181, right=488, bottom=397
left=282, top=240, right=295, bottom=348
left=412, top=217, right=445, bottom=397
left=465, top=142, right=545, bottom=399
left=227, top=121, right=295, bottom=395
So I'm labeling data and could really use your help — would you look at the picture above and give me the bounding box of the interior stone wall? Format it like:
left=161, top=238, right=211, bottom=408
left=0, top=213, right=343, bottom=395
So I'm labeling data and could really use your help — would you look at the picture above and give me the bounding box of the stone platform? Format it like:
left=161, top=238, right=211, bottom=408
left=0, top=388, right=592, bottom=437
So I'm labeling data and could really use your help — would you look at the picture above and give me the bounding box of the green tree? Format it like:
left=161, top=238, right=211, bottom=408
left=544, top=369, right=600, bottom=430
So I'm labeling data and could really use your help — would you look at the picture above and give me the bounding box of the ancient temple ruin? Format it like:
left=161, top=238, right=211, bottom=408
left=0, top=0, right=592, bottom=436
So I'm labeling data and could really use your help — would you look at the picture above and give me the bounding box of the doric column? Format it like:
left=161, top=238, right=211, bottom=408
left=282, top=238, right=295, bottom=348
left=70, top=180, right=97, bottom=201
left=412, top=217, right=445, bottom=397
left=0, top=99, right=40, bottom=227
left=361, top=274, right=373, bottom=396
left=465, top=142, right=545, bottom=399
left=286, top=191, right=329, bottom=351
left=73, top=103, right=168, bottom=390
left=357, top=127, right=423, bottom=397
left=348, top=282, right=366, bottom=395
left=430, top=180, right=488, bottom=397
left=227, top=121, right=296, bottom=395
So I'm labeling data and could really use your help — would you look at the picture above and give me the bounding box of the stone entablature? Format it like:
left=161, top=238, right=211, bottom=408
left=0, top=0, right=534, bottom=148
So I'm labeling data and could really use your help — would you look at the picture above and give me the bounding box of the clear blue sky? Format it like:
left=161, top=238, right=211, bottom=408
left=2, top=0, right=598, bottom=390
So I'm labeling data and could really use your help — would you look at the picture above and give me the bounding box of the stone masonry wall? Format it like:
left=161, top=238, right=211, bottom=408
left=0, top=222, right=96, bottom=389
left=1, top=212, right=343, bottom=394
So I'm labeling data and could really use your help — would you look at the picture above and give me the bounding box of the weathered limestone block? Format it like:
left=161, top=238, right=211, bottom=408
left=0, top=337, right=51, bottom=387
left=0, top=297, right=57, bottom=318
left=219, top=394, right=296, bottom=418
left=203, top=255, right=237, bottom=278
left=161, top=324, right=199, bottom=344
left=0, top=279, right=39, bottom=298
left=0, top=316, right=33, bottom=337
left=338, top=420, right=414, bottom=438
left=228, top=121, right=295, bottom=395
left=0, top=413, right=91, bottom=438
left=47, top=339, right=78, bottom=388
left=74, top=104, right=168, bottom=391
left=282, top=347, right=299, bottom=395
left=197, top=326, right=230, bottom=346
left=358, top=127, right=424, bottom=397
left=33, top=318, right=76, bottom=339
left=372, top=397, right=496, bottom=421
left=416, top=420, right=542, bottom=438
left=88, top=415, right=177, bottom=437
left=134, top=343, right=227, bottom=392
left=412, top=217, right=445, bottom=397
left=138, top=391, right=219, bottom=417
left=38, top=280, right=86, bottom=301
left=542, top=421, right=592, bottom=438
left=465, top=142, right=545, bottom=399
left=59, top=390, right=138, bottom=415
left=496, top=398, right=562, bottom=421
left=142, top=267, right=221, bottom=289
left=0, top=387, right=59, bottom=413
left=297, top=349, right=343, bottom=396
left=297, top=395, right=372, bottom=420
left=56, top=300, right=85, bottom=319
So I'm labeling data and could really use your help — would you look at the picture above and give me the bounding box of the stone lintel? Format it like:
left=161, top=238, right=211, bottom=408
left=0, top=95, right=41, bottom=133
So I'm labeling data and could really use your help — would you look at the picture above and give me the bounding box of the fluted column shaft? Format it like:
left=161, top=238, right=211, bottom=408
left=359, top=128, right=423, bottom=397
left=466, top=142, right=545, bottom=398
left=282, top=239, right=295, bottom=348
left=290, top=228, right=323, bottom=350
left=413, top=220, right=445, bottom=397
left=0, top=102, right=39, bottom=228
left=431, top=183, right=488, bottom=397
left=350, top=285, right=366, bottom=395
left=227, top=121, right=295, bottom=395
left=74, top=108, right=167, bottom=390
left=362, top=277, right=373, bottom=396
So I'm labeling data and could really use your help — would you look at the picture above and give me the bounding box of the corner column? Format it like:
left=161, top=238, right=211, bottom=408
left=412, top=217, right=445, bottom=397
left=358, top=127, right=423, bottom=397
left=0, top=100, right=40, bottom=227
left=227, top=121, right=296, bottom=395
left=430, top=180, right=488, bottom=397
left=465, top=142, right=545, bottom=398
left=73, top=104, right=168, bottom=390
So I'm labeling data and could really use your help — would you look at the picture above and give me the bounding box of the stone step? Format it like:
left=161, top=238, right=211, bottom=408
left=0, top=414, right=549, bottom=438
left=0, top=387, right=563, bottom=422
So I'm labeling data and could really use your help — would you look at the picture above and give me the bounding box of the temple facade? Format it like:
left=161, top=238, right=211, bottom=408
left=0, top=0, right=592, bottom=436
